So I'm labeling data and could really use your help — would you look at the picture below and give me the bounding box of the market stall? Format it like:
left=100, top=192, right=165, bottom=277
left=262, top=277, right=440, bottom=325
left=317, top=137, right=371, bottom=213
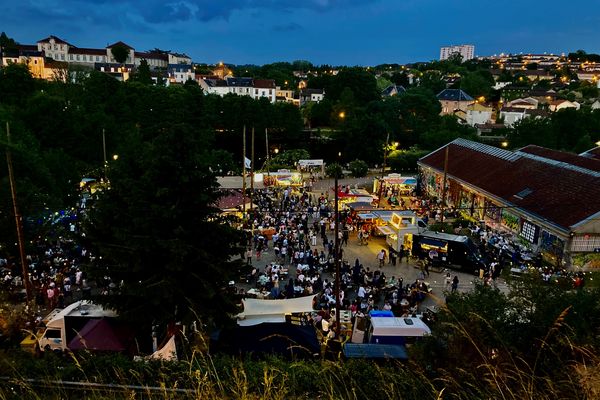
left=373, top=174, right=418, bottom=200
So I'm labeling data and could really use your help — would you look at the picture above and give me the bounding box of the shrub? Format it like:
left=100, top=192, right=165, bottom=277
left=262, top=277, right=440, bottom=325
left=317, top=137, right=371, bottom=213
left=348, top=159, right=368, bottom=177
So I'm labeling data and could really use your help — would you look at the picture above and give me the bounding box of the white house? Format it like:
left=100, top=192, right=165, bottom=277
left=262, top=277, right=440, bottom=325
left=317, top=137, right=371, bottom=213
left=500, top=106, right=526, bottom=127
left=466, top=103, right=493, bottom=127
left=549, top=100, right=581, bottom=112
left=199, top=77, right=277, bottom=103
left=300, top=89, right=325, bottom=106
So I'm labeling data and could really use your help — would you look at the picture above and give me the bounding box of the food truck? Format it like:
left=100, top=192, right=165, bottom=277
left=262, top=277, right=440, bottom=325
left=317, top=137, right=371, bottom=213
left=379, top=211, right=427, bottom=252
left=410, top=231, right=486, bottom=274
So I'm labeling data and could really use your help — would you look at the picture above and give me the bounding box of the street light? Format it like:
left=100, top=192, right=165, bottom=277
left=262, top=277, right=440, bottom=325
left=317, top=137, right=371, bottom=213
left=501, top=141, right=509, bottom=148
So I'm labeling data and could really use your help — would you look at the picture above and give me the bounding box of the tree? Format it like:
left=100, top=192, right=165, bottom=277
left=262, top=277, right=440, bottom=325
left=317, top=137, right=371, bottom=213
left=325, top=163, right=344, bottom=178
left=110, top=44, right=129, bottom=64
left=348, top=159, right=368, bottom=177
left=0, top=32, right=18, bottom=52
left=460, top=70, right=495, bottom=99
left=132, top=59, right=153, bottom=85
left=84, top=122, right=246, bottom=332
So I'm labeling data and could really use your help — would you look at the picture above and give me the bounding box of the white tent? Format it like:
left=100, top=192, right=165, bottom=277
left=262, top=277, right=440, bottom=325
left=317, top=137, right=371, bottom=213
left=237, top=296, right=316, bottom=326
left=148, top=335, right=178, bottom=361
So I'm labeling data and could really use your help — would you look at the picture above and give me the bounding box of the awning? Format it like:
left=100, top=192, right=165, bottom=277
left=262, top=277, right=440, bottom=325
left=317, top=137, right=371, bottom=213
left=237, top=296, right=316, bottom=326
left=377, top=226, right=395, bottom=236
left=358, top=213, right=377, bottom=220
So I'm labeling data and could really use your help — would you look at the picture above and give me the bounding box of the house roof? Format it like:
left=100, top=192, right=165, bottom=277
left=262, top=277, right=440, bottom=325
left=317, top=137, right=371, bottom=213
left=381, top=85, right=406, bottom=97
left=580, top=146, right=600, bottom=160
left=135, top=51, right=168, bottom=61
left=37, top=35, right=73, bottom=46
left=436, top=89, right=474, bottom=102
left=226, top=77, right=254, bottom=87
left=106, top=41, right=133, bottom=49
left=524, top=109, right=549, bottom=117
left=467, top=103, right=492, bottom=111
left=500, top=106, right=526, bottom=113
left=518, top=145, right=600, bottom=172
left=301, top=88, right=324, bottom=96
left=70, top=47, right=106, bottom=56
left=418, top=138, right=600, bottom=230
left=254, top=79, right=276, bottom=89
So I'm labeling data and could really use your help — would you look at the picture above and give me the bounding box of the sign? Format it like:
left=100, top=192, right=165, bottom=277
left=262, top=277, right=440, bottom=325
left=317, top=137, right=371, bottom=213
left=428, top=250, right=438, bottom=259
left=520, top=221, right=539, bottom=244
left=297, top=159, right=324, bottom=167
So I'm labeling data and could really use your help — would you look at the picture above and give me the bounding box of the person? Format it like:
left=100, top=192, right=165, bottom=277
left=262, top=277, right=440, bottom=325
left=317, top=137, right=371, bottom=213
left=444, top=271, right=452, bottom=290
left=245, top=248, right=253, bottom=265
left=451, top=275, right=459, bottom=293
left=389, top=251, right=397, bottom=266
left=377, top=249, right=386, bottom=267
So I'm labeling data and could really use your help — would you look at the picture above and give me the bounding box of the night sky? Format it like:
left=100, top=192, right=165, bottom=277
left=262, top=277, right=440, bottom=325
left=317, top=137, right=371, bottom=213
left=2, top=0, right=599, bottom=65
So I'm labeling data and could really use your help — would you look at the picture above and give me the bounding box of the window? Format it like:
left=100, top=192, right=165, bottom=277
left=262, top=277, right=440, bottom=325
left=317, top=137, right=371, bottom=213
left=76, top=55, right=80, bottom=61
left=96, top=56, right=100, bottom=61
left=60, top=54, right=65, bottom=60
left=69, top=54, right=74, bottom=60
left=44, top=329, right=61, bottom=339
left=269, top=89, right=272, bottom=95
left=255, top=89, right=258, bottom=94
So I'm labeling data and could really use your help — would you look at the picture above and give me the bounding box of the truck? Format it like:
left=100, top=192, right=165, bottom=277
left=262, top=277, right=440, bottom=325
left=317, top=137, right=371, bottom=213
left=36, top=300, right=118, bottom=352
left=409, top=230, right=486, bottom=274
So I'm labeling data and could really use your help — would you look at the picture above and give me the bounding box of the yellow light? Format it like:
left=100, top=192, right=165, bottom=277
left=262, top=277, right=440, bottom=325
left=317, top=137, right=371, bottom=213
left=339, top=111, right=345, bottom=119
left=113, top=154, right=119, bottom=160
left=274, top=148, right=279, bottom=154
left=596, top=141, right=600, bottom=147
left=501, top=141, right=509, bottom=148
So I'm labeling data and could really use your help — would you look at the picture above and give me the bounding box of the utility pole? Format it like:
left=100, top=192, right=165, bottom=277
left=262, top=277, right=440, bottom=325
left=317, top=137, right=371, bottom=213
left=5, top=122, right=32, bottom=302
left=265, top=128, right=270, bottom=178
left=377, top=133, right=390, bottom=208
left=334, top=168, right=341, bottom=337
left=102, top=128, right=108, bottom=180
left=440, top=145, right=449, bottom=225
left=242, top=125, right=246, bottom=218
left=250, top=127, right=255, bottom=210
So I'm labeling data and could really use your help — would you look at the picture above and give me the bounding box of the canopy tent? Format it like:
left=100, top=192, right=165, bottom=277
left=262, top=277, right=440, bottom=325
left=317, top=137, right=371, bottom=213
left=148, top=335, right=178, bottom=361
left=237, top=296, right=316, bottom=326
left=345, top=201, right=374, bottom=211
left=377, top=225, right=395, bottom=236
left=68, top=318, right=129, bottom=351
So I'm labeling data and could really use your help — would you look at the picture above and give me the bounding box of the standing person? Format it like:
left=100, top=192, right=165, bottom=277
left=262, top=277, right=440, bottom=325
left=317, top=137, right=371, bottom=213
left=451, top=276, right=459, bottom=293
left=377, top=249, right=386, bottom=267
left=444, top=271, right=452, bottom=291
left=389, top=251, right=397, bottom=266
left=245, top=248, right=253, bottom=265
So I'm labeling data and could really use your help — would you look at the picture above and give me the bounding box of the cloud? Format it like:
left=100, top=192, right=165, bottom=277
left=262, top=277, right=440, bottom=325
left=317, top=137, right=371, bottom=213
left=15, top=0, right=371, bottom=25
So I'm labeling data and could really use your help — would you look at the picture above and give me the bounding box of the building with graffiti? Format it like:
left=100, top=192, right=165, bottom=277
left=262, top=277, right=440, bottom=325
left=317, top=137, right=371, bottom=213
left=418, top=139, right=600, bottom=267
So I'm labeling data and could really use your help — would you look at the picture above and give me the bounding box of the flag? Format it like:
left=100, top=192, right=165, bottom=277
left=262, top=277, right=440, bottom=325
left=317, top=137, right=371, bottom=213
left=244, top=157, right=252, bottom=169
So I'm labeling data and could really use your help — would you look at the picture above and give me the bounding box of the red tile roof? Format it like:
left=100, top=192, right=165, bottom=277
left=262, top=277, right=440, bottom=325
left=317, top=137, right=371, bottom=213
left=37, top=35, right=73, bottom=46
left=419, top=139, right=600, bottom=230
left=70, top=47, right=106, bottom=56
left=106, top=41, right=133, bottom=50
left=253, top=79, right=276, bottom=89
left=518, top=145, right=600, bottom=172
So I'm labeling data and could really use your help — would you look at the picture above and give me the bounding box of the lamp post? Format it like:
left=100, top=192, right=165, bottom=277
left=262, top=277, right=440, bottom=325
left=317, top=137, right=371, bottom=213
left=334, top=151, right=342, bottom=337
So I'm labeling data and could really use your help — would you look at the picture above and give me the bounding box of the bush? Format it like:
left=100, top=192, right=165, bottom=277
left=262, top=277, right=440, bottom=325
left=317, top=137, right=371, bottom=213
left=325, top=163, right=344, bottom=179
left=348, top=159, right=368, bottom=177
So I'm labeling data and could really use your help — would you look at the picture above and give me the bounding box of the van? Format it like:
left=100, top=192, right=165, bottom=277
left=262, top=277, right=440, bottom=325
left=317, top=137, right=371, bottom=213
left=367, top=317, right=431, bottom=346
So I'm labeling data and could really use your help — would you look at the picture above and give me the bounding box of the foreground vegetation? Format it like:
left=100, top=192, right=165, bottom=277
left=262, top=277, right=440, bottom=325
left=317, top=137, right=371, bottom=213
left=1, top=275, right=600, bottom=399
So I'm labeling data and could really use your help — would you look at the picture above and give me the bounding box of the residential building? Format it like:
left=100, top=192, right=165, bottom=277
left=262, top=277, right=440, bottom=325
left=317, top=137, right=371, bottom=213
left=2, top=35, right=191, bottom=82
left=549, top=99, right=580, bottom=112
left=418, top=138, right=600, bottom=265
left=507, top=98, right=538, bottom=109
left=465, top=103, right=493, bottom=126
left=437, top=89, right=474, bottom=115
left=381, top=85, right=406, bottom=97
left=198, top=77, right=277, bottom=103
left=299, top=89, right=324, bottom=106
left=440, top=44, right=475, bottom=61
left=276, top=87, right=298, bottom=105
left=168, top=64, right=195, bottom=84
left=499, top=107, right=548, bottom=127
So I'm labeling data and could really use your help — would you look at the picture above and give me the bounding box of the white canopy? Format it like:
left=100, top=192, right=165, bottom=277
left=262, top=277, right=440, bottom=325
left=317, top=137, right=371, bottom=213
left=298, top=159, right=324, bottom=167
left=237, top=296, right=316, bottom=326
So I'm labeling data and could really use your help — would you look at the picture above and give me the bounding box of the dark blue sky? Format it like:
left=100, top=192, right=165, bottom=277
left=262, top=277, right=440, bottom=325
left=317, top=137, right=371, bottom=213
left=2, top=0, right=599, bottom=65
